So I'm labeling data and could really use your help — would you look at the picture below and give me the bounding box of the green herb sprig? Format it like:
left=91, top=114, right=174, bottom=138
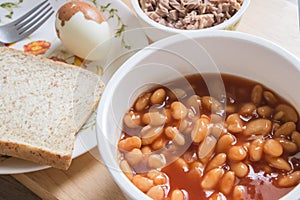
left=91, top=2, right=131, bottom=49
left=0, top=0, right=23, bottom=20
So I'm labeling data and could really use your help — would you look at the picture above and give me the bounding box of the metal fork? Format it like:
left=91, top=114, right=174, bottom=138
left=0, top=0, right=54, bottom=44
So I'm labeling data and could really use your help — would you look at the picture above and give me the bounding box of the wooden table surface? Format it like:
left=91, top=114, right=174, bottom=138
left=1, top=0, right=300, bottom=200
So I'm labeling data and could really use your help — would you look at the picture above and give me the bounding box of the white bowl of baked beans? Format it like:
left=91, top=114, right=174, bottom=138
left=130, top=0, right=250, bottom=41
left=96, top=30, right=300, bottom=200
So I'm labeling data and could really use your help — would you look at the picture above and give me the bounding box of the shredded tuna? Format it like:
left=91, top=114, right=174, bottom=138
left=140, top=0, right=243, bottom=30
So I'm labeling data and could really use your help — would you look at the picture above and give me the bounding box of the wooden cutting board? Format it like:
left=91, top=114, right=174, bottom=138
left=12, top=0, right=300, bottom=199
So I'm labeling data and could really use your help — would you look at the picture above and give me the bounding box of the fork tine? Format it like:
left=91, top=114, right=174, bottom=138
left=13, top=0, right=49, bottom=26
left=18, top=9, right=54, bottom=38
left=17, top=4, right=53, bottom=32
left=16, top=2, right=52, bottom=30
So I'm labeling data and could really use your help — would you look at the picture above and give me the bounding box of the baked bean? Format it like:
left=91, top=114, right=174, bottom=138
left=251, top=84, right=263, bottom=105
left=142, top=111, right=167, bottom=126
left=135, top=93, right=151, bottom=111
left=200, top=150, right=214, bottom=164
left=132, top=175, right=154, bottom=193
left=171, top=101, right=188, bottom=120
left=275, top=104, right=298, bottom=123
left=201, top=168, right=224, bottom=190
left=202, top=96, right=223, bottom=113
left=165, top=126, right=176, bottom=140
left=178, top=118, right=189, bottom=132
left=274, top=122, right=296, bottom=137
left=239, top=102, right=256, bottom=117
left=141, top=125, right=164, bottom=145
left=175, top=158, right=189, bottom=172
left=205, top=153, right=226, bottom=172
left=163, top=108, right=172, bottom=124
left=188, top=161, right=204, bottom=177
left=150, top=88, right=166, bottom=105
left=147, top=185, right=165, bottom=200
left=249, top=138, right=264, bottom=161
left=243, top=142, right=250, bottom=151
left=264, top=155, right=291, bottom=171
left=173, top=131, right=185, bottom=146
left=171, top=189, right=184, bottom=200
left=209, top=123, right=226, bottom=139
left=186, top=95, right=201, bottom=113
left=125, top=148, right=143, bottom=166
left=233, top=185, right=246, bottom=200
left=291, top=131, right=300, bottom=149
left=219, top=171, right=235, bottom=195
left=182, top=119, right=194, bottom=135
left=118, top=136, right=142, bottom=152
left=177, top=118, right=193, bottom=133
left=124, top=111, right=141, bottom=128
left=228, top=145, right=247, bottom=161
left=257, top=106, right=273, bottom=118
left=119, top=160, right=134, bottom=180
left=230, top=161, right=249, bottom=178
left=263, top=164, right=273, bottom=174
left=162, top=143, right=177, bottom=158
left=263, top=139, right=283, bottom=157
left=198, top=135, right=217, bottom=160
left=225, top=104, right=237, bottom=114
left=153, top=174, right=167, bottom=185
left=243, top=119, right=272, bottom=136
left=226, top=113, right=243, bottom=134
left=208, top=192, right=226, bottom=200
left=210, top=114, right=224, bottom=124
left=191, top=116, right=210, bottom=143
left=148, top=153, right=166, bottom=169
left=141, top=146, right=152, bottom=154
left=277, top=171, right=300, bottom=188
left=147, top=170, right=167, bottom=185
left=273, top=111, right=285, bottom=121
left=187, top=108, right=197, bottom=120
left=147, top=169, right=161, bottom=179
left=183, top=150, right=197, bottom=164
left=275, top=138, right=298, bottom=154
left=216, top=134, right=235, bottom=153
left=152, top=137, right=168, bottom=150
left=164, top=126, right=185, bottom=145
left=140, top=125, right=152, bottom=136
left=263, top=91, right=277, bottom=106
left=272, top=122, right=281, bottom=133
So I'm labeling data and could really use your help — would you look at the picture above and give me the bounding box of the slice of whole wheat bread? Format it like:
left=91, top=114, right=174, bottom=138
left=0, top=47, right=104, bottom=170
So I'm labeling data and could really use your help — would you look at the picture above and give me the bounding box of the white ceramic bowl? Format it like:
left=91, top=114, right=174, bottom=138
left=130, top=0, right=250, bottom=41
left=96, top=31, right=300, bottom=200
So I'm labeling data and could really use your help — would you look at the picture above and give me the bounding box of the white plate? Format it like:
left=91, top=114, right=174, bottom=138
left=0, top=0, right=148, bottom=174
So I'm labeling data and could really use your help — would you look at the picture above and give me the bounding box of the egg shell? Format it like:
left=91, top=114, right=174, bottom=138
left=55, top=11, right=112, bottom=61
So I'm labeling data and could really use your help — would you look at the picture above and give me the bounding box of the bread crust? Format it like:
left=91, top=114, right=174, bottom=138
left=0, top=47, right=104, bottom=170
left=0, top=139, right=73, bottom=170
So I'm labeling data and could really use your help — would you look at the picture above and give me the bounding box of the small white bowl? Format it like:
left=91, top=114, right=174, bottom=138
left=96, top=31, right=300, bottom=200
left=130, top=0, right=250, bottom=41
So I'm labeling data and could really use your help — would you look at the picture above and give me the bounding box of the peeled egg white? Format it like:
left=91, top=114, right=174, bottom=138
left=55, top=3, right=111, bottom=61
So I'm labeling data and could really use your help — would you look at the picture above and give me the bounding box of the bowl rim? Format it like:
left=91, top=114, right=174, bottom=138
left=130, top=0, right=251, bottom=33
left=96, top=30, right=300, bottom=200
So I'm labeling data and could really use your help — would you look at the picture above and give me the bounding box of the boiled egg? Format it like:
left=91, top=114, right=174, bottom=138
left=55, top=1, right=111, bottom=61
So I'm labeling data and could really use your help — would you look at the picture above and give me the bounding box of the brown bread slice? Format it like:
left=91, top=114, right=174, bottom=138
left=0, top=47, right=104, bottom=170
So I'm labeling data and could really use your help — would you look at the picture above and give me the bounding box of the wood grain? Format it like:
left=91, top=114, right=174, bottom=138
left=14, top=149, right=126, bottom=200
left=0, top=175, right=40, bottom=200
left=10, top=0, right=300, bottom=200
